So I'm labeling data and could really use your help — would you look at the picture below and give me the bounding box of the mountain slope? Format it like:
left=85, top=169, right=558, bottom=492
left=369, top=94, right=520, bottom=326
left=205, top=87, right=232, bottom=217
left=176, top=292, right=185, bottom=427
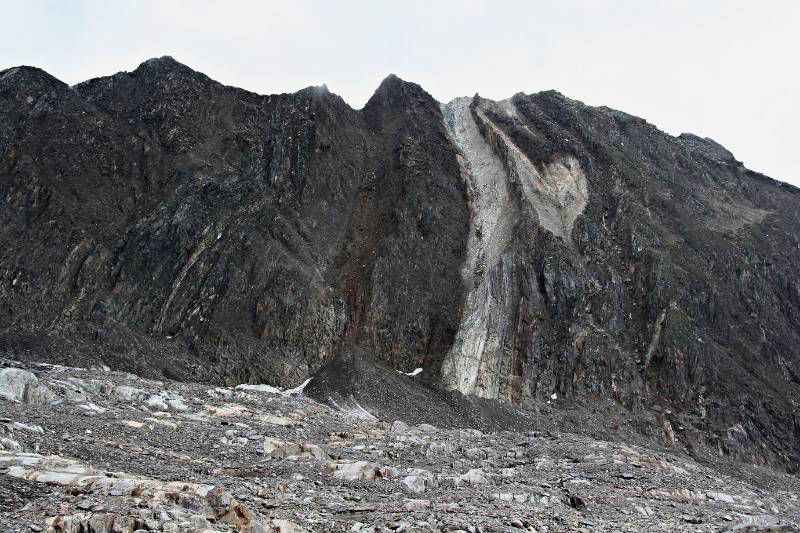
left=1, top=58, right=798, bottom=469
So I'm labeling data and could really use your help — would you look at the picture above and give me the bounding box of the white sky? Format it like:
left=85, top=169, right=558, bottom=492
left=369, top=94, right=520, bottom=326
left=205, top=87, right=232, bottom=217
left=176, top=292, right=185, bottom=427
left=2, top=0, right=799, bottom=185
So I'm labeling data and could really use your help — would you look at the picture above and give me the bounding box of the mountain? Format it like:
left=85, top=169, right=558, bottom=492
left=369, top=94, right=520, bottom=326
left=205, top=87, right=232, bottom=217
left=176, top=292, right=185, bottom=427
left=1, top=57, right=798, bottom=470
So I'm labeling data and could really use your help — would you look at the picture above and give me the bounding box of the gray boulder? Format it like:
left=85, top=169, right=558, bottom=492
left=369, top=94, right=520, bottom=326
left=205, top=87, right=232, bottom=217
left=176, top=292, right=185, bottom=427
left=0, top=368, right=55, bottom=404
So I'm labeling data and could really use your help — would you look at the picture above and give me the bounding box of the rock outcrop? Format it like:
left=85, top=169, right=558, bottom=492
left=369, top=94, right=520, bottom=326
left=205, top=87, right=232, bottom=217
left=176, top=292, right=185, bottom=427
left=1, top=57, right=799, bottom=470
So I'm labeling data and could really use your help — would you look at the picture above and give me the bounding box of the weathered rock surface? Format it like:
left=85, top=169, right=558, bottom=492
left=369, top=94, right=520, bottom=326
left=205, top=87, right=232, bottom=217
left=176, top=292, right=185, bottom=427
left=0, top=360, right=798, bottom=532
left=1, top=57, right=800, bottom=471
left=0, top=368, right=55, bottom=404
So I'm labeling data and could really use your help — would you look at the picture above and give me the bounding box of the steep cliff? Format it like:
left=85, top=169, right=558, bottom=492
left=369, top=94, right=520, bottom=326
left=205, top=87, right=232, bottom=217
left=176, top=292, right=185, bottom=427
left=0, top=59, right=467, bottom=387
left=438, top=93, right=800, bottom=469
left=1, top=58, right=798, bottom=469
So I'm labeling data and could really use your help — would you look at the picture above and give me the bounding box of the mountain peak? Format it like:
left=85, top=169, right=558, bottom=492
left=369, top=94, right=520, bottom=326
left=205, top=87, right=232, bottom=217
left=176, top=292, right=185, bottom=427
left=138, top=55, right=184, bottom=69
left=0, top=65, right=67, bottom=90
left=374, top=73, right=419, bottom=94
left=132, top=56, right=200, bottom=79
left=364, top=74, right=435, bottom=112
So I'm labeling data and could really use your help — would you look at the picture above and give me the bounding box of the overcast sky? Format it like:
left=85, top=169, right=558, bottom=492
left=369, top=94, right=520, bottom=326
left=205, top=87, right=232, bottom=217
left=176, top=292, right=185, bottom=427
left=2, top=1, right=798, bottom=185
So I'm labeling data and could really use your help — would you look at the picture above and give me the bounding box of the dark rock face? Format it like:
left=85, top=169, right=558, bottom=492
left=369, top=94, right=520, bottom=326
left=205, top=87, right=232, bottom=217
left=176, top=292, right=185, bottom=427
left=437, top=93, right=800, bottom=469
left=1, top=57, right=799, bottom=469
left=0, top=59, right=468, bottom=388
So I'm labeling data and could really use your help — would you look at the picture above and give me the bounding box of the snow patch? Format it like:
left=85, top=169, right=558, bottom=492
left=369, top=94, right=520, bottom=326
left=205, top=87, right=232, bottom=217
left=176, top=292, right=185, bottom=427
left=284, top=377, right=313, bottom=396
left=235, top=383, right=283, bottom=394
left=395, top=368, right=423, bottom=377
left=235, top=377, right=314, bottom=397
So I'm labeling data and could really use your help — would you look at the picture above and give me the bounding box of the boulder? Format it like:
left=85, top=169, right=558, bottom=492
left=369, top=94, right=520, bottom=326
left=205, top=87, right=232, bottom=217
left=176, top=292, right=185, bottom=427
left=458, top=468, right=489, bottom=485
left=144, top=393, right=188, bottom=412
left=403, top=499, right=431, bottom=512
left=263, top=438, right=328, bottom=460
left=0, top=437, right=21, bottom=451
left=323, top=460, right=397, bottom=481
left=0, top=368, right=55, bottom=404
left=112, top=385, right=149, bottom=402
left=49, top=377, right=112, bottom=400
left=391, top=420, right=410, bottom=433
left=707, top=491, right=735, bottom=503
left=144, top=394, right=169, bottom=411
left=401, top=469, right=436, bottom=494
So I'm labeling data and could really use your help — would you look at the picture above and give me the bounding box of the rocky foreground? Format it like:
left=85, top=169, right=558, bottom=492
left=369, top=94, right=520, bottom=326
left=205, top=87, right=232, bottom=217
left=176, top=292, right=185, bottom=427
left=0, top=360, right=797, bottom=532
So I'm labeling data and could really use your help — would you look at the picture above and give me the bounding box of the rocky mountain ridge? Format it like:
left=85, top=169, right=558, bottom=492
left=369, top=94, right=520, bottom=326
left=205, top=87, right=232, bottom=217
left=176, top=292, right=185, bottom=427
left=1, top=57, right=799, bottom=472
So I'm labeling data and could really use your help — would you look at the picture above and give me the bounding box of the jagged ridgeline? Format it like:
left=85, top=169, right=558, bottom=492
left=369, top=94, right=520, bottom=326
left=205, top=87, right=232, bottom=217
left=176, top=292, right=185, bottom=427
left=1, top=57, right=799, bottom=469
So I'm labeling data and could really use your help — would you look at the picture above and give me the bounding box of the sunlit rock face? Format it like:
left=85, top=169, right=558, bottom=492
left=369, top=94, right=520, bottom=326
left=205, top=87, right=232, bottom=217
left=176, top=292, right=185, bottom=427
left=1, top=58, right=800, bottom=469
